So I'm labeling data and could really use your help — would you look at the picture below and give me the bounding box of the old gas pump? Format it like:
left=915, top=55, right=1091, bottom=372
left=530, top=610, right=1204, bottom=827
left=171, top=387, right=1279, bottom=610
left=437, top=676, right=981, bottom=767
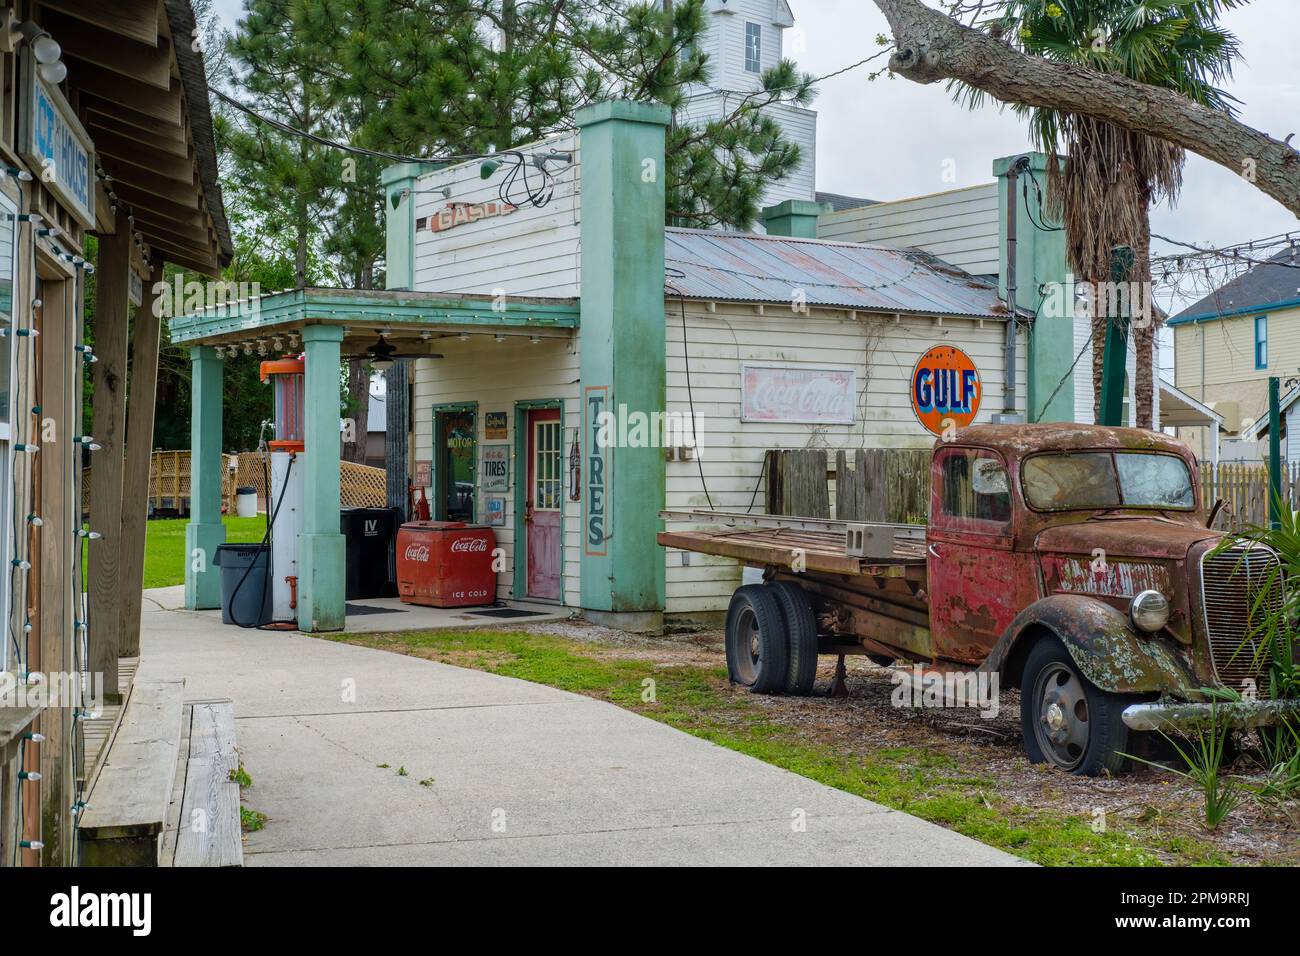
left=260, top=357, right=307, bottom=623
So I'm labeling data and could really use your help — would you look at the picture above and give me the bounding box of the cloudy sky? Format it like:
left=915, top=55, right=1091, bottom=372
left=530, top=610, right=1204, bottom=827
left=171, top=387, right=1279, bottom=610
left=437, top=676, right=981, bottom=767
left=211, top=0, right=1300, bottom=261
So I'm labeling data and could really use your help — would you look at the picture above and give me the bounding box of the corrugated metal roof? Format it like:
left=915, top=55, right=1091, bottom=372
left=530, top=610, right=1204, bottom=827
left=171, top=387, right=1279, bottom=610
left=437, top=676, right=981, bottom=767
left=664, top=228, right=1016, bottom=320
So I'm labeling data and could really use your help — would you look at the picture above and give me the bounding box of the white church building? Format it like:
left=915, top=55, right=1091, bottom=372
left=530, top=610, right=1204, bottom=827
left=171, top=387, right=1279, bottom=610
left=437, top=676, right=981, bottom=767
left=675, top=0, right=819, bottom=217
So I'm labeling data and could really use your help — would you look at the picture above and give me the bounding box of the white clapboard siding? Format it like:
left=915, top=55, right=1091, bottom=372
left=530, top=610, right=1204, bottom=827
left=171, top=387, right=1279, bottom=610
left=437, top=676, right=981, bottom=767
left=677, top=93, right=816, bottom=214
left=412, top=132, right=581, bottom=298
left=410, top=335, right=582, bottom=607
left=818, top=183, right=1000, bottom=276
left=662, top=300, right=1028, bottom=613
left=695, top=0, right=790, bottom=92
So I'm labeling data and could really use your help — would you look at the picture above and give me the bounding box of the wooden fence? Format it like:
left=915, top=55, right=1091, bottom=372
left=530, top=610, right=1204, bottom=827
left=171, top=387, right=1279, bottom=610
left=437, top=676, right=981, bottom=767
left=83, top=450, right=387, bottom=516
left=766, top=448, right=930, bottom=524
left=765, top=450, right=1294, bottom=533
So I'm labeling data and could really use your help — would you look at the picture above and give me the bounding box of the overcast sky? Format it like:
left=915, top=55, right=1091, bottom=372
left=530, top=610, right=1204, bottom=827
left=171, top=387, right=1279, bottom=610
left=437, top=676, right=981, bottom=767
left=211, top=0, right=1300, bottom=260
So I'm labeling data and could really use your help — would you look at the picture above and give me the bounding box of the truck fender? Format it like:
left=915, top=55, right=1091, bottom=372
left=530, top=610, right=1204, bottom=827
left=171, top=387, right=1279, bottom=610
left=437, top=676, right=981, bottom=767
left=984, top=594, right=1197, bottom=695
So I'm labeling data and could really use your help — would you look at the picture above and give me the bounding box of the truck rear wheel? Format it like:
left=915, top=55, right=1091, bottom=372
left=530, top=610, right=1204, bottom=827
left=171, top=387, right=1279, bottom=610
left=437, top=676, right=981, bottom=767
left=769, top=581, right=818, bottom=696
left=725, top=585, right=789, bottom=694
left=1020, top=636, right=1131, bottom=776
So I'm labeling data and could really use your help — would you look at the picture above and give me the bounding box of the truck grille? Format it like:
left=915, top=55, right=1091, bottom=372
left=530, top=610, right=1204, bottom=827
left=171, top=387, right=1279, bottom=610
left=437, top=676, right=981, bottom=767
left=1200, top=545, right=1284, bottom=697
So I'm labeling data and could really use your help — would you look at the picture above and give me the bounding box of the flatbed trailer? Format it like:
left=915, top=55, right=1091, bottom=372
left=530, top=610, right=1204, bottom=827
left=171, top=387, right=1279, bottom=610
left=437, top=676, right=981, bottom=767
left=658, top=509, right=935, bottom=670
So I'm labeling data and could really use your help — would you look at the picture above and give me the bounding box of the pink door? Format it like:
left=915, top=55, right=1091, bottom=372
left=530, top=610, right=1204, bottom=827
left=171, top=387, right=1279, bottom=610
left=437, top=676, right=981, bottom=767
left=525, top=408, right=562, bottom=600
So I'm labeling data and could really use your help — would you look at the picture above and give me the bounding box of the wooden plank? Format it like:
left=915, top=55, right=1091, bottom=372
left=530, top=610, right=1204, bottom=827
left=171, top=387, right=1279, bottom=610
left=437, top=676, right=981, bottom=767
left=100, top=155, right=202, bottom=209
left=87, top=120, right=193, bottom=173
left=79, top=679, right=184, bottom=840
left=173, top=701, right=242, bottom=867
left=50, top=13, right=173, bottom=90
left=119, top=261, right=165, bottom=655
left=88, top=209, right=133, bottom=698
left=40, top=0, right=162, bottom=47
left=66, top=63, right=182, bottom=126
left=172, top=755, right=243, bottom=867
left=659, top=529, right=883, bottom=576
left=36, top=277, right=75, bottom=865
left=85, top=107, right=190, bottom=159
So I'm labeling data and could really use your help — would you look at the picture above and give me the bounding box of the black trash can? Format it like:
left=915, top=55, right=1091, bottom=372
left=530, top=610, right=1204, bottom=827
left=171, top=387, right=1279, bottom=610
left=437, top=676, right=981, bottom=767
left=214, top=543, right=273, bottom=627
left=340, top=507, right=400, bottom=600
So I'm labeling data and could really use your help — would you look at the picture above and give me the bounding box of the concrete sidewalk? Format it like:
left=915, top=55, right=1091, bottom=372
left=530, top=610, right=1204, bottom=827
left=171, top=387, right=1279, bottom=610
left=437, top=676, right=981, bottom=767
left=138, top=587, right=1025, bottom=866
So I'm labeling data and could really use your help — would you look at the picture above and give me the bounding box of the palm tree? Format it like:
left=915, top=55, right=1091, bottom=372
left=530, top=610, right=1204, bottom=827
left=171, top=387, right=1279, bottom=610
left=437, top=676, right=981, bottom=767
left=957, top=0, right=1247, bottom=427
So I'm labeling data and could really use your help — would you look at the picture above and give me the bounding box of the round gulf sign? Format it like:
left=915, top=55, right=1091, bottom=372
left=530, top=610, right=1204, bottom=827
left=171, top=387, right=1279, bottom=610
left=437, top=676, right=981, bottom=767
left=911, top=346, right=981, bottom=436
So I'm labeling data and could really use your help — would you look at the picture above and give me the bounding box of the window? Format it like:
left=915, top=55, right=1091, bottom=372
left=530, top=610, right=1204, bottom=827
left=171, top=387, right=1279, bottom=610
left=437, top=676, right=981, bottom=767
left=939, top=450, right=1011, bottom=527
left=1021, top=452, right=1194, bottom=512
left=1255, top=314, right=1268, bottom=369
left=744, top=22, right=762, bottom=73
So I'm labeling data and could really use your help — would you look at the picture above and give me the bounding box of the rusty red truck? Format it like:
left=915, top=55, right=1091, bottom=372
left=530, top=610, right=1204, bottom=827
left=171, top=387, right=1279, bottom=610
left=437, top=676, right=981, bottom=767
left=659, top=424, right=1299, bottom=776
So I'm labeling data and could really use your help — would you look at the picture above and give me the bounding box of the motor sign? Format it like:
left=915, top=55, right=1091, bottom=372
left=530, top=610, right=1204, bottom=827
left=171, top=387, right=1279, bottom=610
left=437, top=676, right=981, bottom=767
left=911, top=346, right=981, bottom=436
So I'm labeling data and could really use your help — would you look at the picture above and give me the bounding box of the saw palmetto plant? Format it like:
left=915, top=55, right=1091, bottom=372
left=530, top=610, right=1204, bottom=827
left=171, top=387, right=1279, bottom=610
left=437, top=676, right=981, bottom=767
left=953, top=0, right=1248, bottom=428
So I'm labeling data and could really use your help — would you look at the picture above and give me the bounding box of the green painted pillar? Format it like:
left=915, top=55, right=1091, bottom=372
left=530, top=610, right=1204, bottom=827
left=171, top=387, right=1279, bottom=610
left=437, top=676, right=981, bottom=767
left=1098, top=246, right=1134, bottom=427
left=297, top=324, right=346, bottom=632
left=1269, top=376, right=1281, bottom=529
left=575, top=100, right=670, bottom=631
left=994, top=153, right=1070, bottom=423
left=185, top=345, right=225, bottom=609
left=381, top=162, right=435, bottom=291
left=762, top=200, right=831, bottom=238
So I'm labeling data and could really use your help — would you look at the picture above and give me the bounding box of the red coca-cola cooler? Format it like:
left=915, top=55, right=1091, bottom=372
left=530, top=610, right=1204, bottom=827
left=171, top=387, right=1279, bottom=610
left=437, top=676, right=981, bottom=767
left=396, top=521, right=497, bottom=608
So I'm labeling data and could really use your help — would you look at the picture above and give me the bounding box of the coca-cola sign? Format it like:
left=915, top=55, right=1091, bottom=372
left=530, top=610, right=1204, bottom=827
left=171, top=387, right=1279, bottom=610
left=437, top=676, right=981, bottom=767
left=741, top=364, right=855, bottom=425
left=404, top=544, right=431, bottom=563
left=450, top=537, right=489, bottom=554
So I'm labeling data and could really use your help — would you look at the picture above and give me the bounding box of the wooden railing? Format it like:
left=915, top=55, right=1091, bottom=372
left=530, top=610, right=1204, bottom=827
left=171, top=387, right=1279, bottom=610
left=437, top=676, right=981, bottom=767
left=83, top=450, right=387, bottom=515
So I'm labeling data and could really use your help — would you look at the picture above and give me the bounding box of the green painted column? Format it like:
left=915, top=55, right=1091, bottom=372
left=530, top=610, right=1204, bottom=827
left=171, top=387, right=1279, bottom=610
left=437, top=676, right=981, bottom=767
left=576, top=100, right=670, bottom=631
left=185, top=345, right=225, bottom=609
left=993, top=153, right=1070, bottom=423
left=381, top=162, right=435, bottom=291
left=297, top=324, right=346, bottom=632
left=762, top=200, right=831, bottom=238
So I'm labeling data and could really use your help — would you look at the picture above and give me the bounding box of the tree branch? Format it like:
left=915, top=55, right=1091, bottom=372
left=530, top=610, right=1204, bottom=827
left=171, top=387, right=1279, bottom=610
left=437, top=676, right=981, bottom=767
left=871, top=0, right=1300, bottom=216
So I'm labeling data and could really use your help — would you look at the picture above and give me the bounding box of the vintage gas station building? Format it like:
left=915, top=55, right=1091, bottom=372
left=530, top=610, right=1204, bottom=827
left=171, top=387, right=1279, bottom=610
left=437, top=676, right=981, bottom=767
left=173, top=99, right=1220, bottom=635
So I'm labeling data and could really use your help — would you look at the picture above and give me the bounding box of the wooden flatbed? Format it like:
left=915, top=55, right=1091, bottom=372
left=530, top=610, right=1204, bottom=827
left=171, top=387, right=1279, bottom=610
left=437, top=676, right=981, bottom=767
left=658, top=510, right=927, bottom=579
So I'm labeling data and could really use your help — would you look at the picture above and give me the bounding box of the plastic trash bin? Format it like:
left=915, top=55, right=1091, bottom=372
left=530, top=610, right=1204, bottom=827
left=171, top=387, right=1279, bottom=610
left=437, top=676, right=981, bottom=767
left=234, top=486, right=258, bottom=518
left=214, top=543, right=272, bottom=626
left=340, top=507, right=400, bottom=599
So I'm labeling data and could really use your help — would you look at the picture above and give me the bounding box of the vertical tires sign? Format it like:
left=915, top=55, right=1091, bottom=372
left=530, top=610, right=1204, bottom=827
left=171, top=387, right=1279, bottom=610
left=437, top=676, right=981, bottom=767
left=911, top=346, right=981, bottom=437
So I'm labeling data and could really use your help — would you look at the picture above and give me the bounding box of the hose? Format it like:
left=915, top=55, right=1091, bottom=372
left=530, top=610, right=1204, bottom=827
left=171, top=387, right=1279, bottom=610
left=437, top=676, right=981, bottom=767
left=228, top=452, right=294, bottom=629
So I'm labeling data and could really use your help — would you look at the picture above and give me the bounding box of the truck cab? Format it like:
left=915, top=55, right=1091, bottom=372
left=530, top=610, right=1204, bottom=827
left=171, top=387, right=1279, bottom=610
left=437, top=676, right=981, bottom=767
left=929, top=424, right=1292, bottom=774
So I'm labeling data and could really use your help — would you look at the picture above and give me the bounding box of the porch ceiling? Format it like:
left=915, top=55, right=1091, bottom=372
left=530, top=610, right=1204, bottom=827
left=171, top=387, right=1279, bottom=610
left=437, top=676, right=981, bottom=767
left=168, top=286, right=580, bottom=355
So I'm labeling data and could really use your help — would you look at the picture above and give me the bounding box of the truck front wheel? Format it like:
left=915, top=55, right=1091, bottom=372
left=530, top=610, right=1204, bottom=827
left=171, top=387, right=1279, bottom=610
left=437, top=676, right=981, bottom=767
left=1020, top=636, right=1132, bottom=776
left=725, top=585, right=789, bottom=694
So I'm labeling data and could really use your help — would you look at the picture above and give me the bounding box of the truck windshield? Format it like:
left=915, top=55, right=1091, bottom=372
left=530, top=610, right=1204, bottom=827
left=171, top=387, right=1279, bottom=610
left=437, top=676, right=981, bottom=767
left=1021, top=452, right=1194, bottom=512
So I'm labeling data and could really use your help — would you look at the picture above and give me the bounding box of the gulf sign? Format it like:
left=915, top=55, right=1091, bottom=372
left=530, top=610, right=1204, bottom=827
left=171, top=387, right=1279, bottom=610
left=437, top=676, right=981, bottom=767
left=910, top=346, right=981, bottom=436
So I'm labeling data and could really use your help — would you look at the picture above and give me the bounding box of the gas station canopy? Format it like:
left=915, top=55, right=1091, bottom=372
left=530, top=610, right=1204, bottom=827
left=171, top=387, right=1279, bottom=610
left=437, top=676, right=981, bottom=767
left=169, top=286, right=581, bottom=358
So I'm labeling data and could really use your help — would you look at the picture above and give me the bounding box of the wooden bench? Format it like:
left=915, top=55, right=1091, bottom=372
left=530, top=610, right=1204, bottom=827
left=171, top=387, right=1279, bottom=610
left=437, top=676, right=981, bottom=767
left=79, top=679, right=185, bottom=866
left=170, top=701, right=242, bottom=867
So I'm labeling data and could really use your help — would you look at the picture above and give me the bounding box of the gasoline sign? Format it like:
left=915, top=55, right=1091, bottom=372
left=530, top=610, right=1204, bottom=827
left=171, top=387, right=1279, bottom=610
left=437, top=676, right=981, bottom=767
left=910, top=346, right=981, bottom=436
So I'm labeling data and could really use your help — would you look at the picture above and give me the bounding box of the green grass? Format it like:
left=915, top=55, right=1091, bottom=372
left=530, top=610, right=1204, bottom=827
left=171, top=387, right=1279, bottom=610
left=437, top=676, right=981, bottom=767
left=321, top=628, right=1233, bottom=867
left=139, top=515, right=266, bottom=589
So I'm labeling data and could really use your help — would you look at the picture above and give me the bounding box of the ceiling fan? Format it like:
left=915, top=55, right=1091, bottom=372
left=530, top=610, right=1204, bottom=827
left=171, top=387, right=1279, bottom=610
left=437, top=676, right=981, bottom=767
left=364, top=333, right=443, bottom=371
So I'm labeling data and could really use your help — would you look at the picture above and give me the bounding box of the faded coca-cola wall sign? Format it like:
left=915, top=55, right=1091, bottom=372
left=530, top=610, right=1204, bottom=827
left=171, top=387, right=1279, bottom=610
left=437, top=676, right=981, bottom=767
left=740, top=364, right=855, bottom=425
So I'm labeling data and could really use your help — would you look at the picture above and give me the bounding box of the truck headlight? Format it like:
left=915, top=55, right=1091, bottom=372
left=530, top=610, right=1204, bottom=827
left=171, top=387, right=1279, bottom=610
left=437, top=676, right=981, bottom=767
left=1130, top=590, right=1170, bottom=633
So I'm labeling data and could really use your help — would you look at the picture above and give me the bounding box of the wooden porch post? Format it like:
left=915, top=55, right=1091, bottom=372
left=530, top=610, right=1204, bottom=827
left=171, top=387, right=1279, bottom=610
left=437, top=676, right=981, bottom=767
left=119, top=258, right=165, bottom=653
left=88, top=210, right=132, bottom=699
left=36, top=273, right=75, bottom=865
